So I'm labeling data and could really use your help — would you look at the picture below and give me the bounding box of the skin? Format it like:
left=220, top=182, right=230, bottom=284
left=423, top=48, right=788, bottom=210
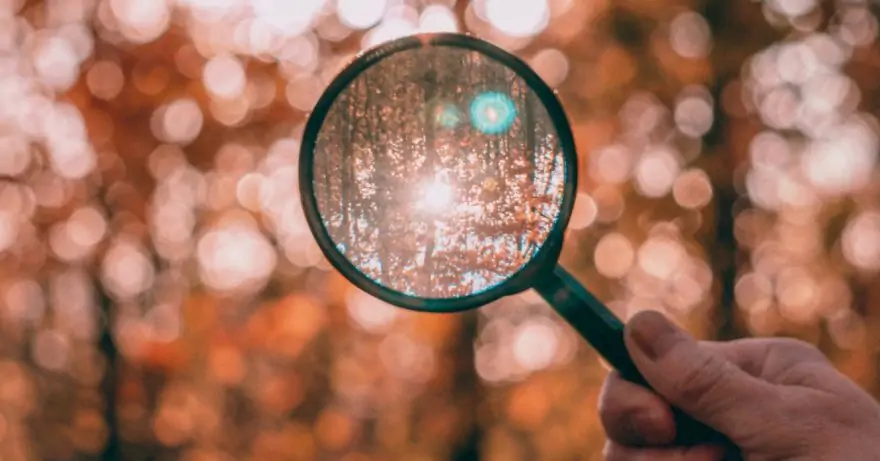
left=598, top=310, right=880, bottom=461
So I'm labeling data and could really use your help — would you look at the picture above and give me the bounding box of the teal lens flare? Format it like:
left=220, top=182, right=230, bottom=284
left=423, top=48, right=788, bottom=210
left=434, top=102, right=463, bottom=129
left=469, top=91, right=517, bottom=135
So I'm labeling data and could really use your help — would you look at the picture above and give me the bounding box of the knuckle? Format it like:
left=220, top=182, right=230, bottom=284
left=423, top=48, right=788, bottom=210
left=767, top=338, right=829, bottom=370
left=596, top=399, right=617, bottom=427
left=597, top=381, right=620, bottom=418
left=670, top=353, right=728, bottom=406
left=769, top=338, right=822, bottom=357
left=597, top=397, right=625, bottom=432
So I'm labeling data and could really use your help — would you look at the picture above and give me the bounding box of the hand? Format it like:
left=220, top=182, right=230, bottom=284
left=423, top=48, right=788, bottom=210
left=598, top=310, right=880, bottom=460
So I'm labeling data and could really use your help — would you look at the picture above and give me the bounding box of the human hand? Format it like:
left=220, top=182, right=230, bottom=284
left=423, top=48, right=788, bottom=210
left=598, top=310, right=880, bottom=460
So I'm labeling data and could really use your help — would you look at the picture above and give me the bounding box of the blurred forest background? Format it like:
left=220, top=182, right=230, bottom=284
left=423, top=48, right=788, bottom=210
left=0, top=0, right=879, bottom=460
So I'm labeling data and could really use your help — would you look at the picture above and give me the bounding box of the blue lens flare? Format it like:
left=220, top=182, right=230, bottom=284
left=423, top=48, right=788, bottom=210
left=469, top=92, right=517, bottom=135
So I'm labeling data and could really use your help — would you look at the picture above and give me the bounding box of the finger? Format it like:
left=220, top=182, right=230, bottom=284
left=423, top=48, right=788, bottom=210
left=598, top=371, right=675, bottom=446
left=623, top=311, right=780, bottom=441
left=603, top=441, right=724, bottom=461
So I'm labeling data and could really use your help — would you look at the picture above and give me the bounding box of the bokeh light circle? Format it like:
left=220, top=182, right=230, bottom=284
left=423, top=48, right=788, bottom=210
left=469, top=91, right=518, bottom=135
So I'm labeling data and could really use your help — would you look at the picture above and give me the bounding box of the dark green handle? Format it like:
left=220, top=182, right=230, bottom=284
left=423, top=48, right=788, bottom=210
left=533, top=265, right=738, bottom=451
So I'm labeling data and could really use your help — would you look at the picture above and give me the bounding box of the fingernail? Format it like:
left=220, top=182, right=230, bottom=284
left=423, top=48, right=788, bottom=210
left=627, top=311, right=682, bottom=361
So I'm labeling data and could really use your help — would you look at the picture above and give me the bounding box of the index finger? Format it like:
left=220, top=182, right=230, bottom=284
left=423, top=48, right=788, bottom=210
left=598, top=371, right=676, bottom=446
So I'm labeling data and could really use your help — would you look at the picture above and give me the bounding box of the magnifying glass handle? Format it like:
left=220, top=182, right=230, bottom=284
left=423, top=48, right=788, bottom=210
left=533, top=265, right=739, bottom=452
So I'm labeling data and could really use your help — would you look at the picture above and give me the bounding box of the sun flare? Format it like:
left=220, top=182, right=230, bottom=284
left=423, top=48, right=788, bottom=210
left=417, top=177, right=455, bottom=213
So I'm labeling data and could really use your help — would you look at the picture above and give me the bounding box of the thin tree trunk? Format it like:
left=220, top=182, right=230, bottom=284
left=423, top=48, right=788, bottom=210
left=450, top=312, right=483, bottom=461
left=97, top=285, right=121, bottom=461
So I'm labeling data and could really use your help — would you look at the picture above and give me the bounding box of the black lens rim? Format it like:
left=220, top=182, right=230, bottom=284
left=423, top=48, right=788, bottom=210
left=299, top=33, right=578, bottom=313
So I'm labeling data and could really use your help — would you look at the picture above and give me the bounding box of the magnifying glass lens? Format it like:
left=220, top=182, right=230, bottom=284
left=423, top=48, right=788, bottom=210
left=311, top=45, right=565, bottom=299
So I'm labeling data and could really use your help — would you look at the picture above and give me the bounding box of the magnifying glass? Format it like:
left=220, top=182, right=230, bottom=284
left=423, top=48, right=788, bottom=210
left=299, top=32, right=731, bottom=448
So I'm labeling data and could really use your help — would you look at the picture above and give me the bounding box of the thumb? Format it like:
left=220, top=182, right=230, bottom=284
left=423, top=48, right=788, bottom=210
left=623, top=311, right=778, bottom=441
